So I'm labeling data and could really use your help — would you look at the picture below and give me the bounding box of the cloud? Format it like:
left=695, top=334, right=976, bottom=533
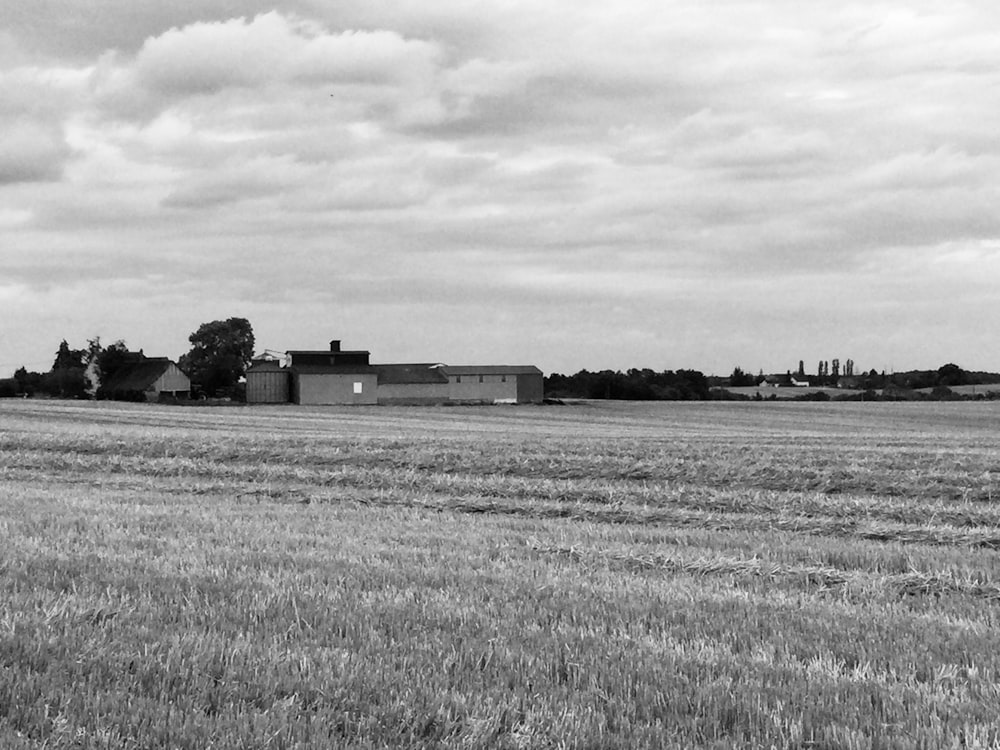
left=0, top=64, right=87, bottom=183
left=4, top=3, right=1000, bottom=376
left=0, top=121, right=71, bottom=183
left=91, top=13, right=446, bottom=118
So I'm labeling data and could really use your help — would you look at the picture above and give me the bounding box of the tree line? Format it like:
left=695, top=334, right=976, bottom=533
left=0, top=318, right=254, bottom=400
left=544, top=369, right=712, bottom=400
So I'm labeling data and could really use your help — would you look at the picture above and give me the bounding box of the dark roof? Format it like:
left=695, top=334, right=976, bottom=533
left=103, top=358, right=179, bottom=392
left=290, top=365, right=377, bottom=375
left=440, top=365, right=542, bottom=376
left=373, top=363, right=449, bottom=385
left=247, top=358, right=285, bottom=372
left=286, top=349, right=370, bottom=357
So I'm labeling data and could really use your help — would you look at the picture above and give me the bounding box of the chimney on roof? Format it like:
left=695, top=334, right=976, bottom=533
left=330, top=340, right=341, bottom=352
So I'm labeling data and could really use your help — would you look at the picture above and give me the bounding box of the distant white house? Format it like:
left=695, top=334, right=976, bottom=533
left=763, top=373, right=810, bottom=388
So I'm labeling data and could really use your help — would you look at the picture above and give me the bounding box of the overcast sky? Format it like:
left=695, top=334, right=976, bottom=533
left=2, top=1, right=999, bottom=377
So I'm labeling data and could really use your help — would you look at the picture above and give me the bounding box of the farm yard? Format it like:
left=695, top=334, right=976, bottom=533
left=2, top=399, right=1000, bottom=749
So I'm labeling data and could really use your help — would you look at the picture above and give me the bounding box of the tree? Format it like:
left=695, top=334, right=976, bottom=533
left=13, top=367, right=42, bottom=396
left=45, top=340, right=88, bottom=398
left=730, top=366, right=754, bottom=387
left=96, top=340, right=134, bottom=388
left=52, top=340, right=85, bottom=371
left=179, top=318, right=255, bottom=397
left=937, top=363, right=967, bottom=387
left=797, top=360, right=805, bottom=378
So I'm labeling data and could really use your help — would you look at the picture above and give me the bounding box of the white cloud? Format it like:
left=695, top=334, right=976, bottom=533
left=3, top=3, right=1000, bottom=375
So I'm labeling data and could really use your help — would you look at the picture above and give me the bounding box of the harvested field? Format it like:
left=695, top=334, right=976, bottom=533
left=2, top=399, right=1000, bottom=748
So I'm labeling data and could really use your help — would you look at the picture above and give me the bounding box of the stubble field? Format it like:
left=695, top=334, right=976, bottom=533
left=2, top=399, right=1000, bottom=749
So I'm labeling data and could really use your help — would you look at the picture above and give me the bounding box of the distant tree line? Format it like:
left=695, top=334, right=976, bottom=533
left=544, top=369, right=711, bottom=400
left=539, top=362, right=1000, bottom=403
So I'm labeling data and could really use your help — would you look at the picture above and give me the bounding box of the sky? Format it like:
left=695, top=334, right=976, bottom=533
left=2, top=1, right=999, bottom=377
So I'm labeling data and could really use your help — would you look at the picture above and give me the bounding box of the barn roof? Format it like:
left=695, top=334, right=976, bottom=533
left=440, top=365, right=542, bottom=376
left=290, top=365, right=377, bottom=375
left=286, top=349, right=371, bottom=357
left=103, top=358, right=181, bottom=392
left=373, top=363, right=449, bottom=385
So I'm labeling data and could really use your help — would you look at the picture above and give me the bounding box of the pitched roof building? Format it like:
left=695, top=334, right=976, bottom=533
left=102, top=358, right=191, bottom=401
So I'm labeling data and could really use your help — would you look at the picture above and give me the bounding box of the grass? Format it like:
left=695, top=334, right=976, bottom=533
left=2, top=399, right=1000, bottom=748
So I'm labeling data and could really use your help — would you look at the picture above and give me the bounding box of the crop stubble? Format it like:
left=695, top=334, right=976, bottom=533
left=2, top=399, right=1000, bottom=748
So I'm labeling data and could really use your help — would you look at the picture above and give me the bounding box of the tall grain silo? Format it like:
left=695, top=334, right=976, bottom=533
left=246, top=357, right=290, bottom=404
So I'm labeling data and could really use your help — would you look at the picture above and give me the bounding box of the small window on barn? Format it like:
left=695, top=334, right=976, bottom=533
left=501, top=375, right=507, bottom=382
left=353, top=381, right=363, bottom=394
left=456, top=375, right=461, bottom=383
left=478, top=375, right=484, bottom=383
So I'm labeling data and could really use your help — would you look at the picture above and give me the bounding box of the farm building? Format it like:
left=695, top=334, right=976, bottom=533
left=373, top=364, right=450, bottom=405
left=763, top=373, right=810, bottom=388
left=441, top=365, right=544, bottom=404
left=245, top=356, right=289, bottom=404
left=101, top=357, right=191, bottom=401
left=287, top=341, right=377, bottom=405
left=246, top=340, right=544, bottom=405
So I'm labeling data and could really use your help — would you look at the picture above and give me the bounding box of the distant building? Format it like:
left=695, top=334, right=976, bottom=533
left=763, top=373, right=810, bottom=388
left=373, top=363, right=450, bottom=405
left=245, top=356, right=289, bottom=404
left=246, top=339, right=544, bottom=405
left=102, top=358, right=191, bottom=401
left=287, top=340, right=377, bottom=405
left=441, top=365, right=544, bottom=403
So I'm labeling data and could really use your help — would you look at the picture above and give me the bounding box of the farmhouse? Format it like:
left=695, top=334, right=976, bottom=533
left=246, top=340, right=544, bottom=405
left=102, top=357, right=191, bottom=401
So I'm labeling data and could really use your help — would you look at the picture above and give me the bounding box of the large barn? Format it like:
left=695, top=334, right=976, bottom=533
left=246, top=340, right=544, bottom=406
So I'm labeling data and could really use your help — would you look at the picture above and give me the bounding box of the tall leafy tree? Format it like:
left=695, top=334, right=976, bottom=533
left=43, top=340, right=88, bottom=398
left=179, top=318, right=255, bottom=397
left=52, top=340, right=85, bottom=371
left=96, top=340, right=134, bottom=385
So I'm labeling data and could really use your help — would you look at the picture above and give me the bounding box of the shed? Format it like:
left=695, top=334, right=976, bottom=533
left=102, top=358, right=191, bottom=402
